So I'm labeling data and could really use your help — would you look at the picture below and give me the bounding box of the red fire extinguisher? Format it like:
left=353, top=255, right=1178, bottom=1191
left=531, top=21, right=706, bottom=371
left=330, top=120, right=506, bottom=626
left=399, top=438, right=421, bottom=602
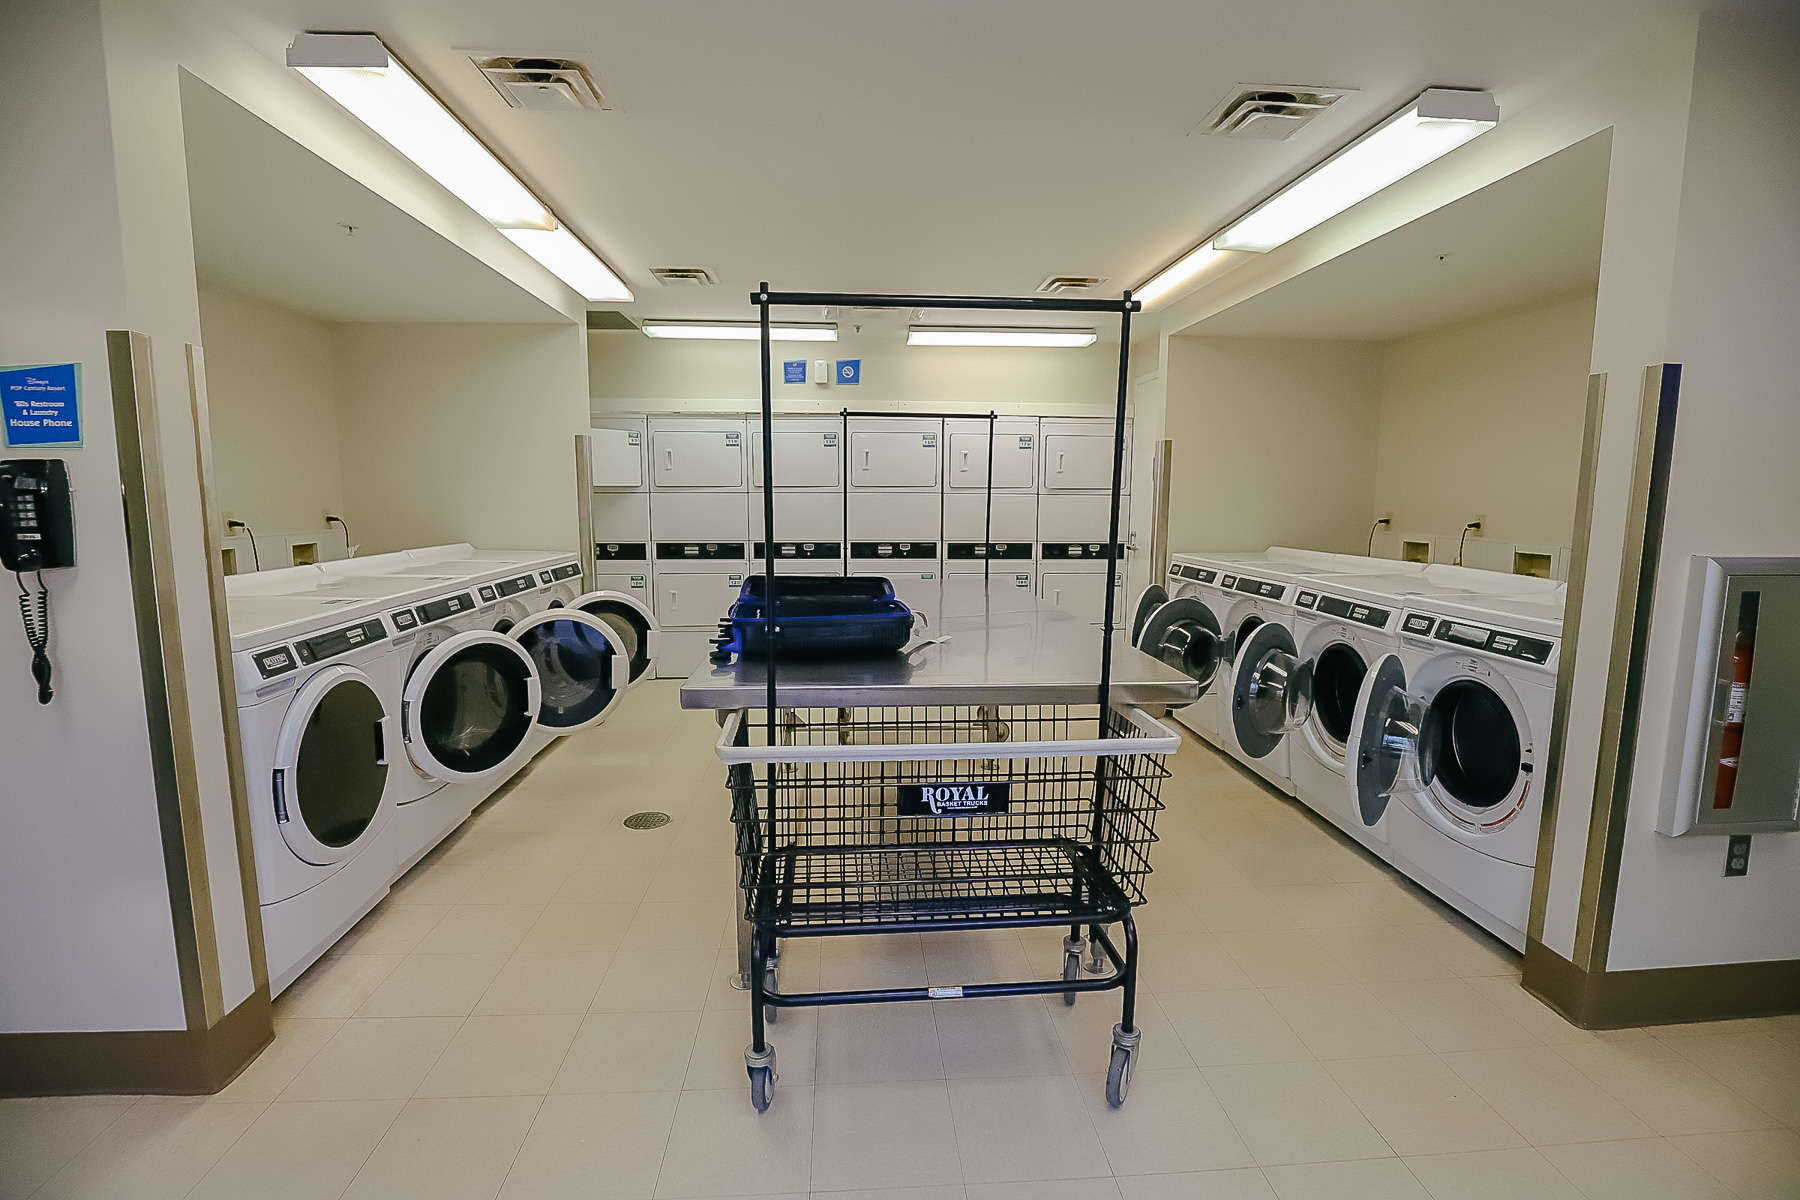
left=1713, top=626, right=1756, bottom=810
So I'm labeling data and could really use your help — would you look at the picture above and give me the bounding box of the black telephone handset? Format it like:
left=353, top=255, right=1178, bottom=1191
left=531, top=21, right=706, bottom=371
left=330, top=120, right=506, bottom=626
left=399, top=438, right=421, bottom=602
left=1, top=459, right=74, bottom=704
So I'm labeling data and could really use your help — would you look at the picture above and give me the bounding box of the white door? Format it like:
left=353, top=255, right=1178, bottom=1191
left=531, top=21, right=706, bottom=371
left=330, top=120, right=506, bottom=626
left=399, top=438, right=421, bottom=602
left=509, top=609, right=630, bottom=731
left=850, top=430, right=940, bottom=488
left=750, top=425, right=841, bottom=488
left=401, top=631, right=542, bottom=783
left=271, top=665, right=393, bottom=866
left=942, top=568, right=1037, bottom=617
left=591, top=570, right=651, bottom=606
left=1039, top=568, right=1122, bottom=623
left=1041, top=422, right=1130, bottom=492
left=656, top=570, right=745, bottom=627
left=589, top=427, right=644, bottom=488
left=651, top=428, right=745, bottom=488
left=945, top=419, right=1036, bottom=490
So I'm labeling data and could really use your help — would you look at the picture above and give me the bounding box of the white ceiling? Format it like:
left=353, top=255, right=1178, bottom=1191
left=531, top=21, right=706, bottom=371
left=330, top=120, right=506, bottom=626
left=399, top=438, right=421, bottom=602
left=182, top=73, right=564, bottom=323
left=181, top=0, right=1687, bottom=327
left=1187, top=131, right=1610, bottom=341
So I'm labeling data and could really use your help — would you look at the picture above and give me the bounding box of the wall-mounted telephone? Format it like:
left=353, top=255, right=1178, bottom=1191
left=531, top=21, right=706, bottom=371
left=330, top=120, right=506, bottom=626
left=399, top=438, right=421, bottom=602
left=1, top=459, right=75, bottom=704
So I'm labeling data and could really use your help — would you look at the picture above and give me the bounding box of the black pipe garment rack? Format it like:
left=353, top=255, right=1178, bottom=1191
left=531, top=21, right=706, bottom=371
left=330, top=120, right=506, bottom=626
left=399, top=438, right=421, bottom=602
left=752, top=283, right=1138, bottom=742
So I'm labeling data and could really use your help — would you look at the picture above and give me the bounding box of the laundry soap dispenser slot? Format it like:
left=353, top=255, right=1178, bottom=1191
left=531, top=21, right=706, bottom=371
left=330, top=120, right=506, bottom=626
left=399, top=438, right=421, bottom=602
left=1660, top=556, right=1800, bottom=836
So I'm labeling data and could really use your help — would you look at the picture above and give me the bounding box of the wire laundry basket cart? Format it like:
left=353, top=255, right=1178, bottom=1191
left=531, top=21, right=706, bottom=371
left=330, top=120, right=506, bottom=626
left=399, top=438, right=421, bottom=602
left=682, top=283, right=1194, bottom=1112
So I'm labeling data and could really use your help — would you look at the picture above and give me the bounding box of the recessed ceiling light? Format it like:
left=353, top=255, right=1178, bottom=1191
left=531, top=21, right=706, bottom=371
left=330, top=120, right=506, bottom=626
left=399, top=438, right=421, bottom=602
left=907, top=326, right=1097, bottom=348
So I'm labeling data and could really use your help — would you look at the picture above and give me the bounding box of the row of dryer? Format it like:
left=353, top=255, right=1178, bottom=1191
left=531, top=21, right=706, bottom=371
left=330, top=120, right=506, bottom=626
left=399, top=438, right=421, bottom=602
left=1133, top=547, right=1565, bottom=949
left=590, top=414, right=1132, bottom=673
left=226, top=544, right=661, bottom=994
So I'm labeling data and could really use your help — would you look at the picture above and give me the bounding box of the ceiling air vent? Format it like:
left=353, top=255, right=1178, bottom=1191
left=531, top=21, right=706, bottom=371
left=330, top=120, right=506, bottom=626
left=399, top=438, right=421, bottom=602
left=1195, top=85, right=1351, bottom=141
left=473, top=56, right=608, bottom=111
left=1038, top=275, right=1105, bottom=294
left=649, top=266, right=717, bottom=287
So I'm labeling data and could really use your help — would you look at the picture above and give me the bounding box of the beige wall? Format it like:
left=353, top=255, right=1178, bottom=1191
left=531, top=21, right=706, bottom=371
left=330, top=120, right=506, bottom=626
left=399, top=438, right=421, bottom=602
left=335, top=322, right=589, bottom=555
left=1163, top=336, right=1383, bottom=556
left=589, top=331, right=1125, bottom=416
left=1370, top=289, right=1597, bottom=556
left=196, top=284, right=345, bottom=535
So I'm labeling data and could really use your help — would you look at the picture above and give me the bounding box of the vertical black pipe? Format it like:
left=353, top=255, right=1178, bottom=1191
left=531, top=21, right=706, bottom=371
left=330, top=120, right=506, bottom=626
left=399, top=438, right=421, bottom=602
left=1097, top=293, right=1134, bottom=718
left=983, top=411, right=996, bottom=588
left=758, top=285, right=777, bottom=747
left=840, top=409, right=849, bottom=575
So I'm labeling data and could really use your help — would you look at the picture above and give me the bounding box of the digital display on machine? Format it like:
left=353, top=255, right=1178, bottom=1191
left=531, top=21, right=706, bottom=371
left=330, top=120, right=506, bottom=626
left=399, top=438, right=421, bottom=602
left=1294, top=590, right=1318, bottom=609
left=294, top=618, right=386, bottom=665
left=1041, top=543, right=1125, bottom=559
left=390, top=609, right=418, bottom=631
left=1402, top=613, right=1436, bottom=635
left=1195, top=568, right=1216, bottom=584
left=551, top=563, right=583, bottom=581
left=655, top=542, right=746, bottom=559
left=496, top=574, right=536, bottom=597
left=416, top=593, right=474, bottom=624
left=851, top=541, right=937, bottom=559
left=754, top=541, right=843, bottom=559
left=253, top=646, right=297, bottom=678
left=1220, top=574, right=1237, bottom=588
left=477, top=584, right=498, bottom=602
left=1317, top=594, right=1391, bottom=627
left=1233, top=576, right=1284, bottom=598
left=947, top=542, right=1032, bottom=560
left=594, top=542, right=648, bottom=560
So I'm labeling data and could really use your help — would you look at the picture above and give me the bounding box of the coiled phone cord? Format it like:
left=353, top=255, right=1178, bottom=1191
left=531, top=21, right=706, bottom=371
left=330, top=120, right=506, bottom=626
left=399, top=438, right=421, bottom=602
left=16, top=569, right=51, bottom=704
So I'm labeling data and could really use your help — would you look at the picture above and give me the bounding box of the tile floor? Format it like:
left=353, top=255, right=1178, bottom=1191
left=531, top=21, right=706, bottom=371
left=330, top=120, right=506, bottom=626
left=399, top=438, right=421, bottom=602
left=7, top=681, right=1800, bottom=1199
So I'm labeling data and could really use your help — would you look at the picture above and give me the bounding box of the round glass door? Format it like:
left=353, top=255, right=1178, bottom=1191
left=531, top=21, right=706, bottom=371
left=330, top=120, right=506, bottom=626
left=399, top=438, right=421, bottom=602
left=1231, top=621, right=1313, bottom=759
left=273, top=665, right=391, bottom=866
left=572, top=590, right=659, bottom=685
left=1417, top=679, right=1523, bottom=819
left=403, top=631, right=540, bottom=782
left=1348, top=653, right=1420, bottom=830
left=510, top=609, right=627, bottom=732
left=1130, top=584, right=1169, bottom=644
left=1137, top=597, right=1224, bottom=697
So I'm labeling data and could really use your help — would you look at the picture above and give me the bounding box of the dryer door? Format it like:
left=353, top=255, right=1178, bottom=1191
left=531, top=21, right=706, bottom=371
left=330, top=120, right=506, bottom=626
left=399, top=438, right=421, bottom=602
left=1231, top=620, right=1314, bottom=759
left=1130, top=583, right=1168, bottom=644
left=1297, top=635, right=1369, bottom=756
left=1137, top=597, right=1226, bottom=699
left=1347, top=653, right=1423, bottom=832
left=571, top=589, right=661, bottom=685
left=509, top=609, right=629, bottom=733
left=272, top=664, right=392, bottom=866
left=402, top=630, right=541, bottom=782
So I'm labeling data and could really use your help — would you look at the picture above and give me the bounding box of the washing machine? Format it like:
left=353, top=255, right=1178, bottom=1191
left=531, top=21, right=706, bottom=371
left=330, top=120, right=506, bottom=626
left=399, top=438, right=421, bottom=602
left=1136, top=554, right=1237, bottom=743
left=1346, top=589, right=1564, bottom=949
left=228, top=592, right=406, bottom=994
left=567, top=587, right=661, bottom=686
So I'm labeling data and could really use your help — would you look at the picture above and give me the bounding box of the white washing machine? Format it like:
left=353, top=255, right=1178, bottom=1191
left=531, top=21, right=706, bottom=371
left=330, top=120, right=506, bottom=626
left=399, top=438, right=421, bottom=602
left=1347, top=589, right=1564, bottom=949
left=228, top=592, right=406, bottom=994
left=1137, top=554, right=1237, bottom=743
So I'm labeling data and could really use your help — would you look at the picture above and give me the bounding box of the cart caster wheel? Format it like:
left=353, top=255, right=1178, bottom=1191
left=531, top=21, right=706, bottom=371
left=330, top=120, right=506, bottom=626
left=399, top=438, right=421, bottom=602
left=749, top=1065, right=774, bottom=1112
left=1106, top=1023, right=1141, bottom=1108
left=1062, top=951, right=1082, bottom=1006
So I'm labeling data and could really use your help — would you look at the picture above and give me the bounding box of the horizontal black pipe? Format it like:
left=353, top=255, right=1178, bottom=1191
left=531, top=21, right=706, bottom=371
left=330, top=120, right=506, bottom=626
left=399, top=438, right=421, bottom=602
left=836, top=409, right=998, bottom=421
left=753, top=289, right=1140, bottom=314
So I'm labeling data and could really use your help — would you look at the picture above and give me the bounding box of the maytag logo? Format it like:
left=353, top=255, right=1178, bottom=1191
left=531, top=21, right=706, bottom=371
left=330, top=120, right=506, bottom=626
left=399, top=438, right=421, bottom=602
left=898, top=781, right=1010, bottom=816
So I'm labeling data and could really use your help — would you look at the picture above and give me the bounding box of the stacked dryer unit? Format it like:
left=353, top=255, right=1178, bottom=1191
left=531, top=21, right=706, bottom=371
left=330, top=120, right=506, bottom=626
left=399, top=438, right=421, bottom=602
left=750, top=415, right=846, bottom=577
left=589, top=417, right=658, bottom=623
left=846, top=415, right=942, bottom=629
left=941, top=417, right=1038, bottom=619
left=649, top=416, right=750, bottom=676
left=1037, top=417, right=1131, bottom=623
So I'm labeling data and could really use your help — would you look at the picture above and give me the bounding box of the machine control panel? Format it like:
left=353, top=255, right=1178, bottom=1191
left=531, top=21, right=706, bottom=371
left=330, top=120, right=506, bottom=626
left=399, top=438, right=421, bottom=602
left=1040, top=542, right=1127, bottom=560
left=295, top=618, right=387, bottom=665
left=477, top=584, right=498, bottom=602
left=753, top=541, right=843, bottom=559
left=1429, top=617, right=1554, bottom=664
left=594, top=542, right=648, bottom=561
left=1170, top=564, right=1218, bottom=584
left=549, top=562, right=582, bottom=581
left=1402, top=613, right=1436, bottom=636
left=851, top=541, right=938, bottom=559
left=655, top=542, right=746, bottom=559
left=1317, top=594, right=1392, bottom=628
left=495, top=573, right=537, bottom=597
left=947, top=542, right=1033, bottom=560
left=1293, top=590, right=1318, bottom=609
left=252, top=645, right=298, bottom=679
left=390, top=609, right=419, bottom=631
left=1232, top=574, right=1286, bottom=599
left=416, top=592, right=475, bottom=624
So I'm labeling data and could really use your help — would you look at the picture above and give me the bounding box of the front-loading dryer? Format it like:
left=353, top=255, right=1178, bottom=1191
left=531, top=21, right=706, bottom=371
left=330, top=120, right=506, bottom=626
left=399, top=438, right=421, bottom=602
left=568, top=588, right=661, bottom=686
left=228, top=595, right=404, bottom=994
left=1346, top=589, right=1563, bottom=949
left=1137, top=555, right=1236, bottom=743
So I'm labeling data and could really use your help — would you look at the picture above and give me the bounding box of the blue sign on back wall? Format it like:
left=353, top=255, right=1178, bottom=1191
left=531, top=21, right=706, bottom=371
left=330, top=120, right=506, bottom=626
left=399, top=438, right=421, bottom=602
left=783, top=360, right=806, bottom=384
left=1, top=362, right=82, bottom=447
left=837, top=359, right=861, bottom=386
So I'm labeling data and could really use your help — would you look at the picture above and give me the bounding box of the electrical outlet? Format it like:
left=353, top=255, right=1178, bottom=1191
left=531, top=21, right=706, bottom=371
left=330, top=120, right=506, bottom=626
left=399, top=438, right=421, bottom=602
left=1378, top=512, right=1393, bottom=525
left=1724, top=834, right=1751, bottom=877
left=1470, top=514, right=1485, bottom=532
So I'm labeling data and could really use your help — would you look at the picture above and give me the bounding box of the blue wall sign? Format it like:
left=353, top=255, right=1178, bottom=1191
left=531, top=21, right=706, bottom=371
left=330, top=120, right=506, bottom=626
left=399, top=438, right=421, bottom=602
left=837, top=359, right=861, bottom=386
left=1, top=363, right=82, bottom=447
left=783, top=359, right=807, bottom=384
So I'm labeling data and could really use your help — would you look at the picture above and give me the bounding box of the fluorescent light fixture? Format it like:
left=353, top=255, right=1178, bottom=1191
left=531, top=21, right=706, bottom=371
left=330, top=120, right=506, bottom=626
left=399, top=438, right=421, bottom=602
left=501, top=227, right=632, bottom=302
left=1135, top=242, right=1229, bottom=308
left=1214, top=88, right=1499, bottom=252
left=640, top=320, right=839, bottom=342
left=288, top=32, right=634, bottom=302
left=907, top=326, right=1098, bottom=348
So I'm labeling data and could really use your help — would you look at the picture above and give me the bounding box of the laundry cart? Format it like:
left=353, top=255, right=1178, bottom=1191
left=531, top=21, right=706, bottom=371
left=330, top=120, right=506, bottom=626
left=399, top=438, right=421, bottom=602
left=681, top=283, right=1191, bottom=1113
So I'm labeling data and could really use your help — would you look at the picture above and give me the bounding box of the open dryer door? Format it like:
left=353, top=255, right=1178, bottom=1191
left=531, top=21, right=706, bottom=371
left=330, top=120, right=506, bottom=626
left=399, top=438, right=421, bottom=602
left=271, top=664, right=392, bottom=867
left=509, top=609, right=630, bottom=733
left=1230, top=621, right=1313, bottom=760
left=1346, top=652, right=1424, bottom=831
left=1130, top=583, right=1168, bottom=644
left=401, top=630, right=541, bottom=783
left=1137, top=597, right=1227, bottom=697
left=570, top=589, right=660, bottom=685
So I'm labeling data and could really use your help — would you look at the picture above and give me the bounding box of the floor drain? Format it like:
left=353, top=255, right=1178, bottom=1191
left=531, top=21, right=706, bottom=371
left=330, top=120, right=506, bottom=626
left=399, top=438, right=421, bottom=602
left=623, top=811, right=672, bottom=831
